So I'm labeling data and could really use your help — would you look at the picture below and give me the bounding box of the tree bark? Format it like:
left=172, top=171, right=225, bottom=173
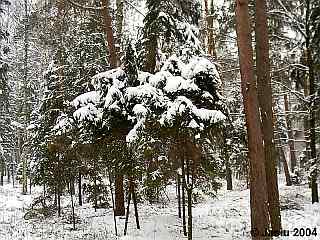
left=280, top=147, right=292, bottom=186
left=124, top=184, right=132, bottom=236
left=29, top=177, right=32, bottom=194
left=54, top=186, right=57, bottom=207
left=78, top=171, right=82, bottom=206
left=114, top=174, right=125, bottom=216
left=0, top=160, right=4, bottom=186
left=185, top=145, right=193, bottom=240
left=69, top=181, right=76, bottom=230
left=108, top=172, right=118, bottom=236
left=187, top=187, right=192, bottom=240
left=7, top=165, right=10, bottom=183
left=177, top=174, right=182, bottom=218
left=116, top=0, right=124, bottom=65
left=43, top=184, right=46, bottom=206
left=94, top=176, right=97, bottom=212
left=181, top=153, right=187, bottom=236
left=58, top=187, right=61, bottom=217
left=306, top=0, right=318, bottom=203
left=131, top=179, right=140, bottom=230
left=204, top=0, right=216, bottom=58
left=144, top=35, right=157, bottom=73
left=101, top=0, right=118, bottom=68
left=284, top=94, right=297, bottom=172
left=235, top=0, right=270, bottom=236
left=255, top=0, right=281, bottom=232
left=226, top=155, right=233, bottom=190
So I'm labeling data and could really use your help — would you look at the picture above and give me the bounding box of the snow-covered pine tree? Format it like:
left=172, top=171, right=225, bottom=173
left=32, top=0, right=109, bottom=199
left=72, top=48, right=228, bottom=238
left=141, top=0, right=201, bottom=73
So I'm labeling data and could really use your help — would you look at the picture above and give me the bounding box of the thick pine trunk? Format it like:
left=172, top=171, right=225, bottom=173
left=306, top=52, right=318, bottom=202
left=114, top=174, right=125, bottom=216
left=306, top=0, right=318, bottom=203
left=235, top=0, right=270, bottom=236
left=101, top=0, right=118, bottom=68
left=284, top=94, right=297, bottom=172
left=116, top=0, right=124, bottom=64
left=255, top=0, right=281, bottom=232
left=144, top=35, right=157, bottom=74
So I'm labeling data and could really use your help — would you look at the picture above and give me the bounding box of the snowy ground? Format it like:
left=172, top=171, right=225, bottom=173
left=0, top=175, right=319, bottom=240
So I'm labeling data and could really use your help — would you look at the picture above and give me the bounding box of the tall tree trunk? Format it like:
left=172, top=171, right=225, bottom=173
left=284, top=94, right=297, bottom=172
left=69, top=180, right=76, bottom=230
left=181, top=154, right=187, bottom=236
left=22, top=0, right=29, bottom=195
left=226, top=163, right=233, bottom=190
left=235, top=0, right=270, bottom=236
left=54, top=186, right=57, bottom=207
left=144, top=35, right=157, bottom=73
left=108, top=172, right=118, bottom=236
left=94, top=175, right=97, bottom=212
left=101, top=0, right=118, bottom=68
left=7, top=165, right=10, bottom=183
left=187, top=187, right=192, bottom=240
left=225, top=144, right=233, bottom=190
left=29, top=177, right=32, bottom=194
left=78, top=171, right=82, bottom=206
left=131, top=179, right=140, bottom=230
left=43, top=184, right=46, bottom=206
left=306, top=0, right=318, bottom=203
left=255, top=0, right=281, bottom=232
left=58, top=187, right=61, bottom=217
left=0, top=160, right=4, bottom=186
left=114, top=174, right=125, bottom=216
left=204, top=0, right=216, bottom=58
left=177, top=174, right=182, bottom=218
left=116, top=0, right=124, bottom=65
left=185, top=147, right=193, bottom=240
left=280, top=147, right=292, bottom=186
left=124, top=184, right=132, bottom=236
